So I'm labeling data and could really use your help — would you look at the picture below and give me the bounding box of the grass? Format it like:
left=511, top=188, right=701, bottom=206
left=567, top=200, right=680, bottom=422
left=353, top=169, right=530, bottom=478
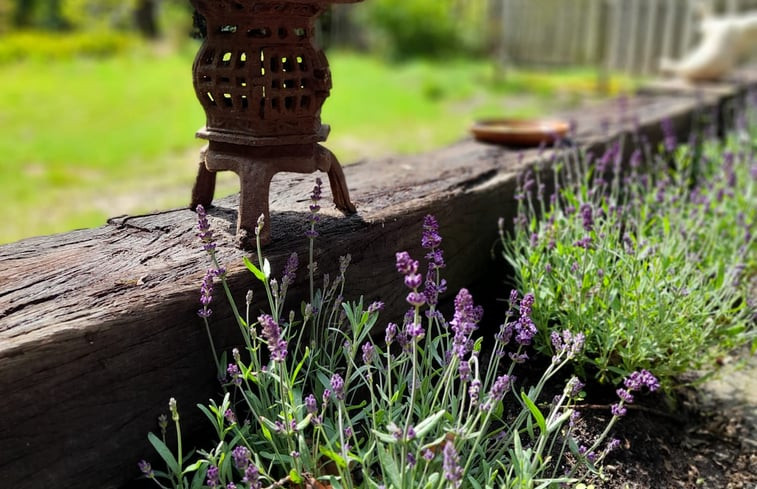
left=0, top=42, right=635, bottom=244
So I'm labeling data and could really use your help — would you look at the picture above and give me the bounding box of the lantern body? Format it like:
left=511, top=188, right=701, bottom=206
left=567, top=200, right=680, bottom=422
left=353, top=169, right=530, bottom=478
left=189, top=0, right=360, bottom=246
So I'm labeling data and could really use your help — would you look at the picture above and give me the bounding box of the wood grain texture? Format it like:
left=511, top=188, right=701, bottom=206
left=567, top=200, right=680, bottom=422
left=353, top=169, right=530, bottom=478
left=1, top=71, right=754, bottom=489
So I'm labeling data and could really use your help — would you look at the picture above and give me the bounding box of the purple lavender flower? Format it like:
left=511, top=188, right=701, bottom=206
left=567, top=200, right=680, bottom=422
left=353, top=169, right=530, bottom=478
left=508, top=351, right=529, bottom=363
left=569, top=410, right=581, bottom=427
left=551, top=330, right=585, bottom=358
left=468, top=379, right=481, bottom=405
left=450, top=288, right=482, bottom=358
left=306, top=178, right=322, bottom=238
left=401, top=452, right=415, bottom=468
left=305, top=394, right=317, bottom=415
left=368, top=301, right=384, bottom=313
left=495, top=321, right=513, bottom=346
left=224, top=409, right=237, bottom=424
left=227, top=364, right=242, bottom=386
left=489, top=374, right=513, bottom=403
left=422, top=216, right=443, bottom=264
left=227, top=483, right=237, bottom=489
left=514, top=293, right=537, bottom=346
left=616, top=388, right=634, bottom=404
left=385, top=322, right=398, bottom=345
left=232, top=446, right=251, bottom=470
left=281, top=252, right=298, bottom=288
left=458, top=360, right=471, bottom=382
left=406, top=291, right=426, bottom=307
left=243, top=464, right=260, bottom=488
left=573, top=235, right=592, bottom=249
left=361, top=342, right=375, bottom=364
left=630, top=149, right=642, bottom=169
left=406, top=322, right=425, bottom=339
left=580, top=203, right=594, bottom=232
left=195, top=204, right=216, bottom=252
left=404, top=273, right=423, bottom=290
left=331, top=373, right=345, bottom=401
left=395, top=251, right=419, bottom=275
left=423, top=448, right=434, bottom=461
left=138, top=460, right=154, bottom=478
left=198, top=268, right=215, bottom=318
left=568, top=377, right=585, bottom=398
left=443, top=442, right=463, bottom=488
left=310, top=178, right=322, bottom=210
left=206, top=465, right=220, bottom=488
left=508, top=289, right=519, bottom=311
left=611, top=403, right=627, bottom=417
left=258, top=314, right=287, bottom=362
left=623, top=369, right=660, bottom=392
left=661, top=118, right=677, bottom=152
left=606, top=438, right=621, bottom=452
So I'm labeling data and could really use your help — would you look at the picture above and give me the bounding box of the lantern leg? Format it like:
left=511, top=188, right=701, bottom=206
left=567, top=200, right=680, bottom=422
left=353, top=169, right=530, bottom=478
left=190, top=144, right=216, bottom=210
left=315, top=145, right=357, bottom=214
left=236, top=160, right=277, bottom=248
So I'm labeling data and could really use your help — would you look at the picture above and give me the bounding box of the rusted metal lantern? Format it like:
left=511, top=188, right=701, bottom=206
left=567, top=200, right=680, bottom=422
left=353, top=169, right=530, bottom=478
left=189, top=0, right=360, bottom=246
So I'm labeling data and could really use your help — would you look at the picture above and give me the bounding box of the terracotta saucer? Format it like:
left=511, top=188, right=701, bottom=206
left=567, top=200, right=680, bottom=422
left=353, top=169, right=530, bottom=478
left=471, top=118, right=570, bottom=146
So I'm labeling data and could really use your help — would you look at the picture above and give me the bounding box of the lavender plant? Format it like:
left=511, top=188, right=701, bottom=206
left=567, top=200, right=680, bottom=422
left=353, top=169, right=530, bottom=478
left=140, top=193, right=641, bottom=488
left=503, top=105, right=756, bottom=388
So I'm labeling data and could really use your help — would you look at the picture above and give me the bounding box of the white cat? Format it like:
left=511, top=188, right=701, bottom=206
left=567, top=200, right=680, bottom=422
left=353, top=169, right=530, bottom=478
left=660, top=7, right=757, bottom=81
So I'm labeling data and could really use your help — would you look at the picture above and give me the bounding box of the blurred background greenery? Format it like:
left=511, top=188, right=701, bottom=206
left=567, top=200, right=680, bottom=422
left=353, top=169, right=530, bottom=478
left=0, top=0, right=635, bottom=244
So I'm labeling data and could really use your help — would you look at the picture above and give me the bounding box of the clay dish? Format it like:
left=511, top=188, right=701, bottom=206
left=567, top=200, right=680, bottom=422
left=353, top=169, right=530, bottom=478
left=471, top=118, right=570, bottom=146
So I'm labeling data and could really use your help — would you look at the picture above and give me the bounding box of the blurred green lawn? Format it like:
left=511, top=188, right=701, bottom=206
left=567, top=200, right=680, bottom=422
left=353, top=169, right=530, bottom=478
left=0, top=45, right=633, bottom=244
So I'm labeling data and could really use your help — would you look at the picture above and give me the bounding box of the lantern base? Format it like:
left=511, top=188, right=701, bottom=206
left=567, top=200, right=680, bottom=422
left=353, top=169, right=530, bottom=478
left=190, top=141, right=356, bottom=247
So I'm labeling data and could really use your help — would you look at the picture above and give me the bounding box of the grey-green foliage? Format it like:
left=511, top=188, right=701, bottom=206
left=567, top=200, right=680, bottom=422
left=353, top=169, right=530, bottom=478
left=142, top=211, right=624, bottom=489
left=503, top=108, right=756, bottom=390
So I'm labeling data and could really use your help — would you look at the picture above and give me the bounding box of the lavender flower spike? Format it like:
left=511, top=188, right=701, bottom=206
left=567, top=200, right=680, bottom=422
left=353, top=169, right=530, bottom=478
left=330, top=373, right=345, bottom=401
left=258, top=314, right=287, bottom=362
left=198, top=268, right=215, bottom=318
left=195, top=204, right=216, bottom=252
left=232, top=445, right=251, bottom=470
left=450, top=288, right=483, bottom=358
left=137, top=460, right=154, bottom=478
left=624, top=369, right=660, bottom=392
left=281, top=252, right=298, bottom=288
left=443, top=441, right=463, bottom=488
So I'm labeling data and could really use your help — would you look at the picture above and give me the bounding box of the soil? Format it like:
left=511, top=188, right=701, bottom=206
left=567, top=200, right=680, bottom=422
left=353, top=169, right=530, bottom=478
left=584, top=350, right=757, bottom=489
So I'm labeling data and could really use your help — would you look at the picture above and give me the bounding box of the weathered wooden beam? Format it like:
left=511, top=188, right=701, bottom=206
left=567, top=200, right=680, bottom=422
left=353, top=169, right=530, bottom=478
left=1, top=70, right=755, bottom=489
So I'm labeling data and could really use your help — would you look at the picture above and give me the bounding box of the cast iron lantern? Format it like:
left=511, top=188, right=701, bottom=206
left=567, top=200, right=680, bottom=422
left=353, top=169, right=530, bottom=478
left=189, top=0, right=360, bottom=246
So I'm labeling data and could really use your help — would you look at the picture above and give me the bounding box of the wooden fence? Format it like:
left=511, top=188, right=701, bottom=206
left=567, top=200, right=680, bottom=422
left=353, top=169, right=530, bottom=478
left=497, top=0, right=757, bottom=75
left=328, top=0, right=757, bottom=75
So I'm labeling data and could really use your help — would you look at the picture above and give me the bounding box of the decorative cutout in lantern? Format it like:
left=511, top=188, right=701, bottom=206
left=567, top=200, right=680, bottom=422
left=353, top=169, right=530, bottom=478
left=189, top=0, right=361, bottom=246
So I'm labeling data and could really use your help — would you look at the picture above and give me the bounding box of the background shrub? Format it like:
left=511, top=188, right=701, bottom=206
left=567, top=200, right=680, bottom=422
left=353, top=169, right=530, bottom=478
left=0, top=30, right=135, bottom=63
left=357, top=0, right=486, bottom=59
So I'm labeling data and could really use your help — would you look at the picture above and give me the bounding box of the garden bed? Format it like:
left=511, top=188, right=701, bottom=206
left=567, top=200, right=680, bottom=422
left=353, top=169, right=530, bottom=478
left=0, top=69, right=755, bottom=489
left=576, top=349, right=756, bottom=489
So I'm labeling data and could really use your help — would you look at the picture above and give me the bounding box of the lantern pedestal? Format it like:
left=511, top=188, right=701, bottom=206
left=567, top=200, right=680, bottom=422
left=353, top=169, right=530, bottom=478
left=191, top=140, right=355, bottom=245
left=188, top=0, right=362, bottom=246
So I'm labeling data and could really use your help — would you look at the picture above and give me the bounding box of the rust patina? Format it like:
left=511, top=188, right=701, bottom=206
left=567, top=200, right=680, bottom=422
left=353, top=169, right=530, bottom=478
left=189, top=0, right=360, bottom=246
